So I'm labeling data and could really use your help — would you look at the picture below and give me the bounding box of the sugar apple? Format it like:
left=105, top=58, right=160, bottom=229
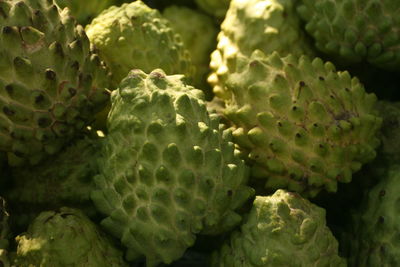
left=221, top=50, right=382, bottom=197
left=163, top=5, right=218, bottom=99
left=297, top=0, right=400, bottom=70
left=209, top=0, right=314, bottom=100
left=211, top=190, right=347, bottom=266
left=85, top=0, right=194, bottom=87
left=195, top=0, right=231, bottom=19
left=54, top=0, right=119, bottom=25
left=91, top=69, right=254, bottom=266
left=0, top=197, right=9, bottom=267
left=345, top=165, right=400, bottom=266
left=0, top=0, right=110, bottom=166
left=13, top=207, right=128, bottom=267
left=4, top=133, right=102, bottom=229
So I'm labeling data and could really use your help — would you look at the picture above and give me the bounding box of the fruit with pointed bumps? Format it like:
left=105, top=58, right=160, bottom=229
left=5, top=134, right=102, bottom=229
left=211, top=190, right=347, bottom=266
left=0, top=0, right=110, bottom=166
left=195, top=0, right=230, bottom=19
left=55, top=0, right=119, bottom=25
left=13, top=207, right=128, bottom=267
left=209, top=0, right=314, bottom=100
left=91, top=69, right=254, bottom=266
left=345, top=165, right=400, bottom=266
left=85, top=0, right=194, bottom=87
left=0, top=197, right=9, bottom=267
left=163, top=5, right=218, bottom=99
left=297, top=0, right=400, bottom=70
left=221, top=50, right=382, bottom=197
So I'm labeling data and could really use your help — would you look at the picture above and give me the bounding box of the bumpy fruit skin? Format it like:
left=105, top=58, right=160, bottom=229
left=0, top=197, right=9, bottom=267
left=209, top=0, right=314, bottom=100
left=55, top=0, right=118, bottom=25
left=91, top=69, right=254, bottom=266
left=346, top=165, right=400, bottom=266
left=211, top=190, right=347, bottom=267
left=0, top=0, right=110, bottom=166
left=13, top=207, right=128, bottom=267
left=5, top=134, right=101, bottom=229
left=163, top=5, right=218, bottom=99
left=297, top=0, right=400, bottom=70
left=222, top=50, right=382, bottom=197
left=195, top=0, right=230, bottom=19
left=85, top=0, right=194, bottom=87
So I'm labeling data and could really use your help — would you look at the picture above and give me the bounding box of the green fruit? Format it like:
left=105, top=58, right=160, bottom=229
left=222, top=50, right=382, bottom=197
left=85, top=0, right=194, bottom=87
left=55, top=0, right=119, bottom=25
left=209, top=0, right=314, bottom=100
left=91, top=69, right=254, bottom=266
left=5, top=133, right=102, bottom=229
left=297, top=0, right=400, bottom=70
left=163, top=5, right=218, bottom=99
left=211, top=190, right=347, bottom=267
left=346, top=165, right=400, bottom=266
left=13, top=207, right=128, bottom=267
left=0, top=197, right=10, bottom=267
left=0, top=0, right=110, bottom=166
left=195, top=0, right=231, bottom=19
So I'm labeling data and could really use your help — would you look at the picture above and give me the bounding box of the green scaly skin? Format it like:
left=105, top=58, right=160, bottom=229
left=163, top=5, right=218, bottom=99
left=0, top=0, right=110, bottom=166
left=208, top=0, right=315, bottom=100
left=85, top=0, right=194, bottom=87
left=4, top=133, right=102, bottom=230
left=211, top=190, right=347, bottom=267
left=345, top=165, right=400, bottom=266
left=221, top=50, right=382, bottom=197
left=91, top=69, right=254, bottom=267
left=297, top=0, right=400, bottom=70
left=55, top=0, right=119, bottom=25
left=13, top=207, right=128, bottom=267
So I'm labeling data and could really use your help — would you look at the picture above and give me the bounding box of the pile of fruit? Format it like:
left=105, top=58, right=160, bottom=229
left=0, top=0, right=399, bottom=266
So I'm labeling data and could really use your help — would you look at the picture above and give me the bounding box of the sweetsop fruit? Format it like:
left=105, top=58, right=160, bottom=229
left=13, top=207, right=128, bottom=267
left=0, top=197, right=9, bottom=267
left=91, top=69, right=254, bottom=266
left=345, top=165, right=400, bottom=266
left=0, top=0, right=110, bottom=166
left=85, top=0, right=194, bottom=87
left=163, top=5, right=218, bottom=99
left=297, top=0, right=400, bottom=70
left=221, top=50, right=382, bottom=197
left=55, top=0, right=119, bottom=25
left=209, top=0, right=314, bottom=100
left=195, top=0, right=231, bottom=19
left=5, top=133, right=102, bottom=229
left=211, top=190, right=347, bottom=267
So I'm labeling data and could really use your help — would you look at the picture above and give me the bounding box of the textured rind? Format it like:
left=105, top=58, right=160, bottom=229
left=0, top=197, right=9, bottom=267
left=55, top=0, right=119, bottom=25
left=211, top=190, right=347, bottom=267
left=0, top=0, right=110, bottom=166
left=85, top=0, right=194, bottom=87
left=195, top=0, right=230, bottom=19
left=4, top=134, right=101, bottom=228
left=209, top=0, right=314, bottom=100
left=13, top=207, right=128, bottom=267
left=297, top=0, right=400, bottom=70
left=222, top=50, right=382, bottom=197
left=374, top=101, right=400, bottom=164
left=91, top=69, right=254, bottom=267
left=346, top=165, right=400, bottom=266
left=163, top=5, right=218, bottom=98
